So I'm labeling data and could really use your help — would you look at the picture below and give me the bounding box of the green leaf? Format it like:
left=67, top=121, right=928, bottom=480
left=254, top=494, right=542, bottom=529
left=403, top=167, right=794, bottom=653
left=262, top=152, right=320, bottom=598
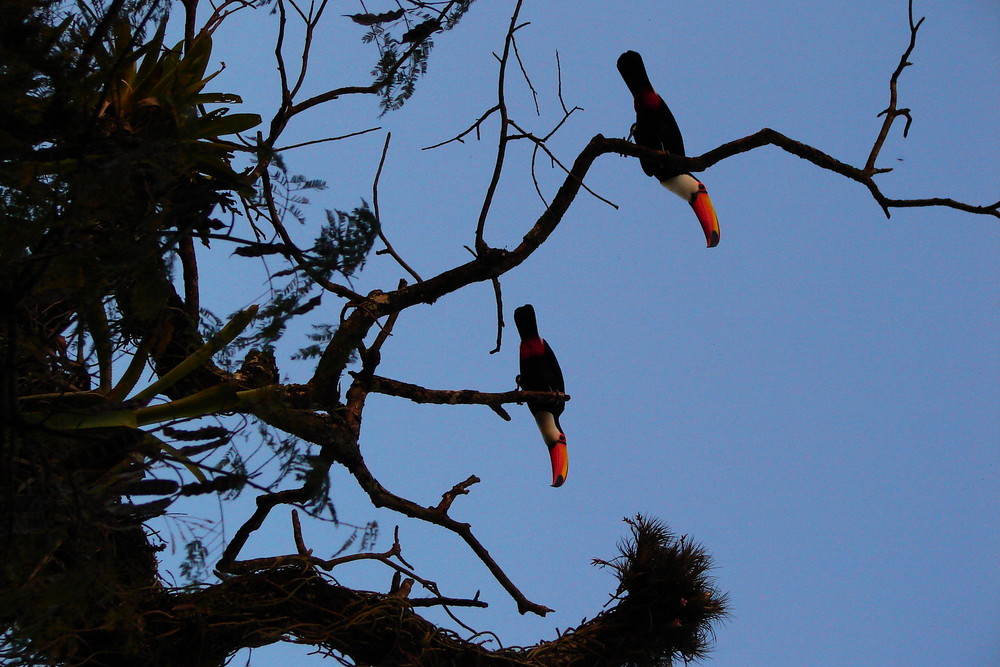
left=191, top=112, right=261, bottom=139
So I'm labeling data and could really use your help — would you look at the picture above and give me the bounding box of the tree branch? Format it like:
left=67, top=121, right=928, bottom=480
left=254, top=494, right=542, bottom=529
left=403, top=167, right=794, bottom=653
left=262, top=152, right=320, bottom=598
left=473, top=0, right=524, bottom=253
left=372, top=133, right=424, bottom=282
left=614, top=133, right=1000, bottom=219
left=141, top=515, right=726, bottom=665
left=865, top=0, right=924, bottom=175
left=346, top=458, right=555, bottom=616
left=256, top=147, right=366, bottom=301
left=422, top=105, right=501, bottom=150
left=360, top=373, right=568, bottom=421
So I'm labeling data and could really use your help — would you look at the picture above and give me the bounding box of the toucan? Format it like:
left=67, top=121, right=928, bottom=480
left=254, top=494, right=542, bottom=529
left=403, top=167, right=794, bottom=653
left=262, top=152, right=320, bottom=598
left=617, top=50, right=720, bottom=248
left=514, top=304, right=568, bottom=488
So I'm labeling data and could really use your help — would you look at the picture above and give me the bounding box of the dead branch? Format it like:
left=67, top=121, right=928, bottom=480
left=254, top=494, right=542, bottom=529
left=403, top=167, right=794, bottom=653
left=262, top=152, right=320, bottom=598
left=488, top=274, right=504, bottom=355
left=422, top=104, right=502, bottom=150
left=346, top=457, right=555, bottom=617
left=372, top=133, right=424, bottom=282
left=474, top=0, right=525, bottom=253
left=865, top=0, right=924, bottom=174
left=359, top=373, right=569, bottom=419
left=510, top=27, right=539, bottom=115
left=272, top=125, right=382, bottom=152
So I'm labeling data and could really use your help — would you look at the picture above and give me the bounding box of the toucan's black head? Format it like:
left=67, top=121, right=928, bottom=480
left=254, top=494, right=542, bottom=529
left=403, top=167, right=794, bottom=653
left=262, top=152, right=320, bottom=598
left=513, top=304, right=538, bottom=340
left=617, top=50, right=654, bottom=96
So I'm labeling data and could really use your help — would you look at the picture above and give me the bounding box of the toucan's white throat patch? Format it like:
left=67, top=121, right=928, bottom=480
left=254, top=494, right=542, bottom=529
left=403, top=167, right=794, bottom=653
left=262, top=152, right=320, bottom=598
left=533, top=412, right=563, bottom=445
left=660, top=173, right=700, bottom=201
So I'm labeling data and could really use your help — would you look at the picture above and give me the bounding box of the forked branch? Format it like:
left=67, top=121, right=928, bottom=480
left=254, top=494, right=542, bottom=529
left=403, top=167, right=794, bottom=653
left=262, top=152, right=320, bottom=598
left=865, top=0, right=924, bottom=174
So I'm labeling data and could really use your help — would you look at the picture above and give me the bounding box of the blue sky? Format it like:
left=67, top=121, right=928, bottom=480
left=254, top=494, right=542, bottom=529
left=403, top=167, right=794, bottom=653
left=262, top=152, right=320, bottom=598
left=162, top=1, right=997, bottom=664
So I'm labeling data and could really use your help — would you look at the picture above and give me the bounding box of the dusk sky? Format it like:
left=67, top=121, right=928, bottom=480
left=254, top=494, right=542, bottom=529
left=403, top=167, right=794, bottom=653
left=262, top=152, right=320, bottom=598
left=155, top=2, right=998, bottom=665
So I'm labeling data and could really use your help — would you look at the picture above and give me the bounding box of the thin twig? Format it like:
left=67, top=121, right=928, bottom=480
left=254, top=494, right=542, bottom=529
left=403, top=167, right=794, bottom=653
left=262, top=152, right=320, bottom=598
left=291, top=509, right=310, bottom=556
left=474, top=0, right=525, bottom=253
left=372, top=133, right=423, bottom=282
left=511, top=30, right=539, bottom=115
left=555, top=50, right=569, bottom=116
left=435, top=475, right=479, bottom=513
left=422, top=105, right=501, bottom=150
left=864, top=0, right=924, bottom=175
left=202, top=0, right=258, bottom=33
left=256, top=143, right=365, bottom=301
left=509, top=118, right=619, bottom=210
left=531, top=141, right=550, bottom=206
left=289, top=0, right=332, bottom=101
left=488, top=276, right=504, bottom=355
left=273, top=0, right=290, bottom=114
left=273, top=126, right=381, bottom=152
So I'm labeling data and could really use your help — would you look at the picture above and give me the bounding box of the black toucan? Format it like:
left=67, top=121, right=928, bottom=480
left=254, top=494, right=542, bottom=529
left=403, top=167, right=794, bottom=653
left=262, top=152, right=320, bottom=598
left=514, top=304, right=568, bottom=488
left=617, top=50, right=720, bottom=247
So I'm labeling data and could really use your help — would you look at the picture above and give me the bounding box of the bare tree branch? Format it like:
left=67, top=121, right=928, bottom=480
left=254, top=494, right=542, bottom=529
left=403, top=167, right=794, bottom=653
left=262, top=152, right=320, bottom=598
left=865, top=0, right=924, bottom=175
left=488, top=274, right=505, bottom=355
left=272, top=125, right=382, bottom=152
left=422, top=104, right=501, bottom=150
left=474, top=0, right=525, bottom=253
left=372, top=133, right=424, bottom=282
left=360, top=373, right=569, bottom=418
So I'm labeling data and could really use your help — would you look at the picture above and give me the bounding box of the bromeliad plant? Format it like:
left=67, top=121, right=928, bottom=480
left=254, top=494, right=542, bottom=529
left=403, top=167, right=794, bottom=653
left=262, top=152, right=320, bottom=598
left=91, top=19, right=260, bottom=193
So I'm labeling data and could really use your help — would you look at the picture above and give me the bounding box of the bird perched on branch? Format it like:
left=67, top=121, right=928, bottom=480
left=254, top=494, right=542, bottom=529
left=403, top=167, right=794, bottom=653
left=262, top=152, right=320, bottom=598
left=617, top=50, right=720, bottom=247
left=514, top=304, right=568, bottom=488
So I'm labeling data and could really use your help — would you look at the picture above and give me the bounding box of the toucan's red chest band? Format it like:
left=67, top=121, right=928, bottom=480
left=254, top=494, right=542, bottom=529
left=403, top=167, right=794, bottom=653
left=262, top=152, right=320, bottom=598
left=520, top=338, right=546, bottom=358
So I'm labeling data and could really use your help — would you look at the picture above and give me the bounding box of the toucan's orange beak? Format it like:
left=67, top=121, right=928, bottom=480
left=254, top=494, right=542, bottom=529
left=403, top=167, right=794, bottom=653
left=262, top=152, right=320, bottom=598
left=548, top=436, right=568, bottom=487
left=690, top=185, right=720, bottom=248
